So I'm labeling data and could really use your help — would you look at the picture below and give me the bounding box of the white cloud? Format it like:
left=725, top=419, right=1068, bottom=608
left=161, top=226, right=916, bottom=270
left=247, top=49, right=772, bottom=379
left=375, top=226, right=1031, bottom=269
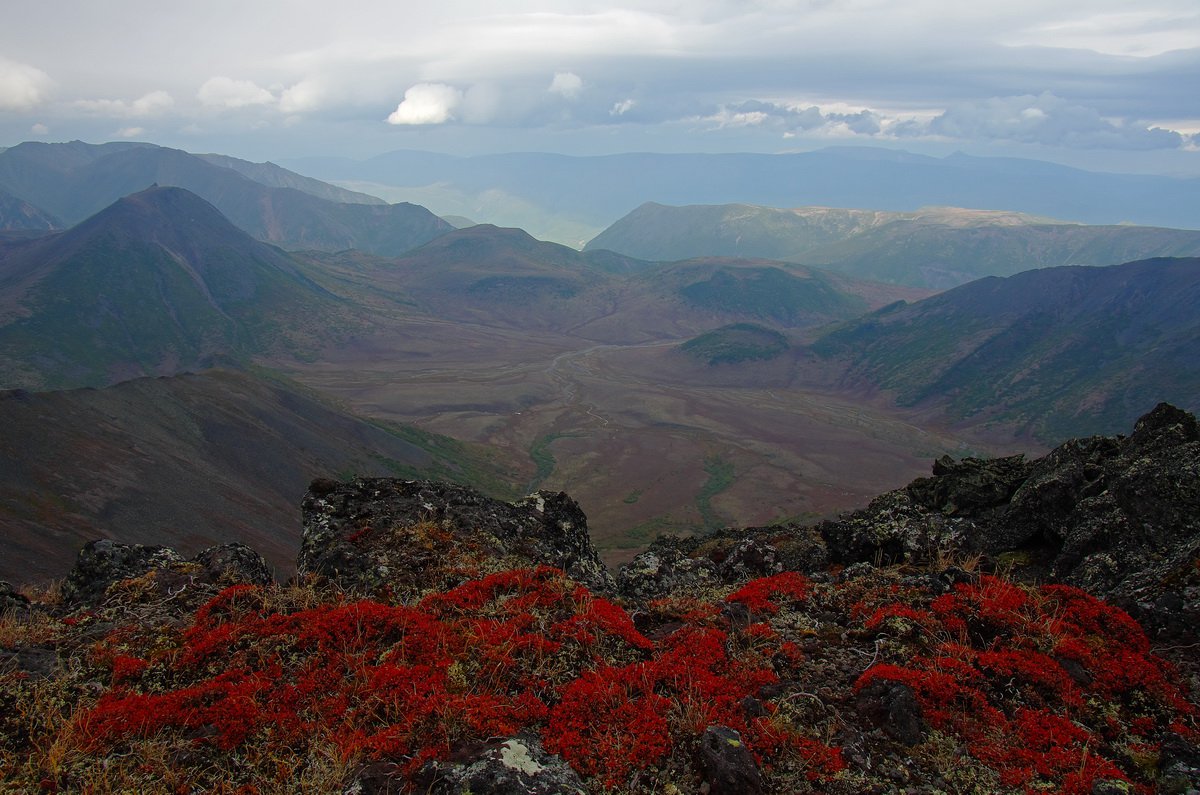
left=611, top=99, right=636, bottom=116
left=549, top=71, right=583, bottom=99
left=30, top=122, right=49, bottom=135
left=279, top=79, right=325, bottom=114
left=115, top=126, right=145, bottom=138
left=0, top=56, right=52, bottom=110
left=386, top=83, right=462, bottom=125
left=911, top=92, right=1185, bottom=150
left=197, top=76, right=274, bottom=108
left=74, top=90, right=174, bottom=117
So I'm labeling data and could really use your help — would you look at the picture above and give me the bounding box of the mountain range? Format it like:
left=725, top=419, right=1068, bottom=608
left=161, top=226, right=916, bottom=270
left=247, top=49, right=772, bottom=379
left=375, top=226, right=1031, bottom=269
left=284, top=146, right=1200, bottom=246
left=587, top=202, right=1200, bottom=288
left=0, top=141, right=452, bottom=255
left=1, top=139, right=1198, bottom=575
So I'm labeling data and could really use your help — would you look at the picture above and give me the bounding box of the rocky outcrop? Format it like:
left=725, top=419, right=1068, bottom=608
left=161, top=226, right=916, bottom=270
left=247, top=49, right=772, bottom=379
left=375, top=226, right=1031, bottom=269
left=61, top=540, right=272, bottom=606
left=411, top=733, right=586, bottom=795
left=298, top=478, right=614, bottom=596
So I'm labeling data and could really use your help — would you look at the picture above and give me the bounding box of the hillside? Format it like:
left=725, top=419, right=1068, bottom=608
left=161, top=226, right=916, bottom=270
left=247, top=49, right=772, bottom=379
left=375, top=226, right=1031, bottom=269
left=0, top=141, right=452, bottom=256
left=586, top=202, right=1200, bottom=288
left=0, top=368, right=513, bottom=582
left=811, top=257, right=1200, bottom=440
left=1, top=405, right=1196, bottom=793
left=0, top=186, right=350, bottom=389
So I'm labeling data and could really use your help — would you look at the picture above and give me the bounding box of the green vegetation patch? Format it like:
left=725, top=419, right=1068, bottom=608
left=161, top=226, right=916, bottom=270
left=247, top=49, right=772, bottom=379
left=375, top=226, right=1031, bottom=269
left=681, top=322, right=789, bottom=365
left=679, top=266, right=865, bottom=324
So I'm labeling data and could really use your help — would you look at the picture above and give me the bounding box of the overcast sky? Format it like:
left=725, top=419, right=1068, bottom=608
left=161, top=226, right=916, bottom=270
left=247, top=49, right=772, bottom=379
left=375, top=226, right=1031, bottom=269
left=1, top=0, right=1198, bottom=174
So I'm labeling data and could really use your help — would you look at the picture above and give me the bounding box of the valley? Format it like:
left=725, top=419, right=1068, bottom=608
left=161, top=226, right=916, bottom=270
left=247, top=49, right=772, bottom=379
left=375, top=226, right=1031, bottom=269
left=277, top=320, right=1004, bottom=567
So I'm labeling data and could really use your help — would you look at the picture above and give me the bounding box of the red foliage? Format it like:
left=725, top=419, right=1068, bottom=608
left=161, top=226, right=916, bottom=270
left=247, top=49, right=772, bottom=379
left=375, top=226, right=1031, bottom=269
left=726, top=572, right=809, bottom=614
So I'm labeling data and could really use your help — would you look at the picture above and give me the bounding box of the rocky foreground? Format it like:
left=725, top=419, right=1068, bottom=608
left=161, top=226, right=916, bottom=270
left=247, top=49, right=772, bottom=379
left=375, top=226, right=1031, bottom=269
left=1, top=405, right=1198, bottom=793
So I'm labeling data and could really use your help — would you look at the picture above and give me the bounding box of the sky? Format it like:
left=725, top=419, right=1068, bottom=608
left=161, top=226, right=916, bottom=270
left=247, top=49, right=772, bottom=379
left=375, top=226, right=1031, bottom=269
left=1, top=0, right=1198, bottom=175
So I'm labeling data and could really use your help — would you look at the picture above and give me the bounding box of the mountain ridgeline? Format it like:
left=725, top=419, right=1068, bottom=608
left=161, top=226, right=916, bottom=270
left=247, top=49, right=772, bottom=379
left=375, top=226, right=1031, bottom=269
left=0, top=141, right=452, bottom=255
left=586, top=202, right=1200, bottom=289
left=812, top=257, right=1200, bottom=440
left=0, top=186, right=351, bottom=388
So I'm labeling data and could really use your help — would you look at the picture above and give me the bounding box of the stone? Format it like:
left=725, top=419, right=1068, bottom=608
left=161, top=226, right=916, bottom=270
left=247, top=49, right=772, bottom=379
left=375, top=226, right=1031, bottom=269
left=192, top=543, right=273, bottom=586
left=61, top=539, right=185, bottom=605
left=414, top=733, right=586, bottom=794
left=298, top=478, right=614, bottom=596
left=856, top=680, right=927, bottom=746
left=0, top=580, right=31, bottom=614
left=617, top=546, right=719, bottom=601
left=698, top=725, right=764, bottom=795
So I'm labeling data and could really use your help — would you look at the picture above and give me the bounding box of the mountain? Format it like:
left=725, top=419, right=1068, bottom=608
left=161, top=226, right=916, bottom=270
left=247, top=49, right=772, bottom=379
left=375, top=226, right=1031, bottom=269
left=304, top=224, right=915, bottom=342
left=193, top=152, right=386, bottom=205
left=586, top=202, right=1200, bottom=289
left=0, top=186, right=59, bottom=231
left=283, top=146, right=1200, bottom=246
left=0, top=368, right=514, bottom=582
left=0, top=186, right=349, bottom=389
left=811, top=257, right=1200, bottom=440
left=0, top=141, right=452, bottom=255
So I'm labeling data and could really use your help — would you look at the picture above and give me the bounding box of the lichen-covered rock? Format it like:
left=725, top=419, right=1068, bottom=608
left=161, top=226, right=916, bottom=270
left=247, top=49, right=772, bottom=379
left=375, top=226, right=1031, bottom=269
left=0, top=580, right=31, bottom=614
left=298, top=478, right=614, bottom=596
left=698, top=725, right=764, bottom=795
left=855, top=680, right=926, bottom=746
left=61, top=540, right=186, bottom=605
left=617, top=546, right=719, bottom=601
left=414, top=733, right=586, bottom=795
left=192, top=543, right=273, bottom=586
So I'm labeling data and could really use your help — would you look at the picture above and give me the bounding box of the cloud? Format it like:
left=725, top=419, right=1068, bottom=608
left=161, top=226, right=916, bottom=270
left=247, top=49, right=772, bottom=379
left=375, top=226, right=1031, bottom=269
left=386, top=83, right=462, bottom=125
left=279, top=79, right=326, bottom=114
left=30, top=122, right=49, bottom=135
left=197, top=76, right=274, bottom=108
left=548, top=71, right=583, bottom=99
left=611, top=99, right=636, bottom=116
left=0, top=56, right=52, bottom=110
left=74, top=90, right=174, bottom=117
left=902, top=93, right=1186, bottom=150
left=696, top=100, right=885, bottom=137
left=115, top=126, right=145, bottom=139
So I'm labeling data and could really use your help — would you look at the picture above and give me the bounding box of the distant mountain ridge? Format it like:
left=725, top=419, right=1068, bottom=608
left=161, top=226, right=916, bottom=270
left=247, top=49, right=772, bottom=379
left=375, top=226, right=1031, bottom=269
left=283, top=146, right=1200, bottom=245
left=0, top=141, right=452, bottom=256
left=812, top=257, right=1200, bottom=440
left=586, top=202, right=1200, bottom=288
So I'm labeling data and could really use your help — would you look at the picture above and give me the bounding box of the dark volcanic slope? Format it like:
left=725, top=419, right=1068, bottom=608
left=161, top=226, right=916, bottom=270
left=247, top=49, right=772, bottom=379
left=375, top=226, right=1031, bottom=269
left=813, top=257, right=1200, bottom=440
left=0, top=141, right=451, bottom=255
left=0, top=368, right=513, bottom=582
left=586, top=202, right=1200, bottom=289
left=0, top=186, right=347, bottom=389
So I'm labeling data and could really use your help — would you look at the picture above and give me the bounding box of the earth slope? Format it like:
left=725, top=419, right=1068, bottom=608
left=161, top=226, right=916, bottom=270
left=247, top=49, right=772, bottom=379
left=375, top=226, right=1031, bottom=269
left=0, top=186, right=349, bottom=389
left=811, top=257, right=1200, bottom=440
left=0, top=368, right=512, bottom=582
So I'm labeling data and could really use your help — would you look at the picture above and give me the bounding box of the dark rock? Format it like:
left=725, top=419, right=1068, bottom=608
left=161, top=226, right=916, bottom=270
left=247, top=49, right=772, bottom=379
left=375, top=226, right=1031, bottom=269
left=717, top=537, right=783, bottom=581
left=0, top=580, right=31, bottom=614
left=192, top=543, right=274, bottom=586
left=909, top=454, right=1032, bottom=515
left=617, top=546, right=719, bottom=601
left=698, top=725, right=764, bottom=795
left=856, top=681, right=927, bottom=746
left=342, top=760, right=403, bottom=794
left=61, top=540, right=185, bottom=605
left=298, top=478, right=614, bottom=595
left=414, top=733, right=586, bottom=794
left=1158, top=729, right=1200, bottom=795
left=0, top=646, right=58, bottom=679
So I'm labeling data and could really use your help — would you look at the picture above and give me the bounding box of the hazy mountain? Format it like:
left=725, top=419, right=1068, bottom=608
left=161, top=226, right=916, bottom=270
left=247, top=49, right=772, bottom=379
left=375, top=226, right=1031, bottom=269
left=812, top=257, right=1200, bottom=440
left=0, top=186, right=350, bottom=389
left=307, top=224, right=917, bottom=342
left=194, top=152, right=386, bottom=205
left=0, top=186, right=59, bottom=231
left=283, top=147, right=1200, bottom=246
left=0, top=368, right=514, bottom=582
left=0, top=141, right=452, bottom=255
left=586, top=202, right=1200, bottom=288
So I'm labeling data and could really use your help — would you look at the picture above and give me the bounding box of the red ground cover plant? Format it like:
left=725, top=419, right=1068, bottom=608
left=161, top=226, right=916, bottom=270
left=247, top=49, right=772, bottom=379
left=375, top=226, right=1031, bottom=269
left=75, top=568, right=843, bottom=791
left=855, top=575, right=1197, bottom=794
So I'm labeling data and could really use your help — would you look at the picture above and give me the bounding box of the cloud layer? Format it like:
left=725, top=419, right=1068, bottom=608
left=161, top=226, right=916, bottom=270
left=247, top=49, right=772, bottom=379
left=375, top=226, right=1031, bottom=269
left=0, top=1, right=1196, bottom=168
